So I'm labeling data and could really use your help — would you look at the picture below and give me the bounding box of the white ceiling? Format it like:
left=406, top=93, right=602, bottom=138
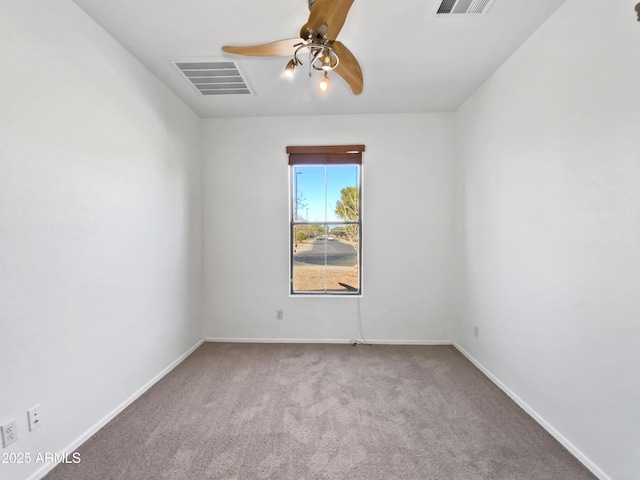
left=72, top=0, right=567, bottom=118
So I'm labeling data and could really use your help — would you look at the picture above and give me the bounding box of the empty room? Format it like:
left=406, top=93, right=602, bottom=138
left=1, top=0, right=639, bottom=479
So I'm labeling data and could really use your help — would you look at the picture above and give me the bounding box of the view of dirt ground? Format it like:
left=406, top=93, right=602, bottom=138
left=293, top=240, right=359, bottom=292
left=293, top=266, right=359, bottom=292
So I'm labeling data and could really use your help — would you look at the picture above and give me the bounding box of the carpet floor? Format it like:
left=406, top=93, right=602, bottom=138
left=45, top=343, right=596, bottom=479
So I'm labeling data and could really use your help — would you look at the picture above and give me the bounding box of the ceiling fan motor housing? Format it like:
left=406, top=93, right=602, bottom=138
left=300, top=23, right=329, bottom=43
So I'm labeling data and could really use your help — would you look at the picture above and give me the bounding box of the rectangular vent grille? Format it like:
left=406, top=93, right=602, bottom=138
left=173, top=61, right=252, bottom=96
left=437, top=0, right=495, bottom=15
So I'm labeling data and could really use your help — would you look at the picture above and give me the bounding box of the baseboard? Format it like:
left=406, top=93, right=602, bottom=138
left=206, top=337, right=453, bottom=345
left=365, top=339, right=453, bottom=346
left=28, top=338, right=205, bottom=480
left=452, top=342, right=611, bottom=480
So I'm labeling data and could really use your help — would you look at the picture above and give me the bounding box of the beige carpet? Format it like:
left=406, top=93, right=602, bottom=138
left=45, top=343, right=595, bottom=479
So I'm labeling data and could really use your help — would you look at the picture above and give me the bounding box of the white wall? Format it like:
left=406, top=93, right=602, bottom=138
left=454, top=0, right=640, bottom=479
left=0, top=2, right=203, bottom=479
left=202, top=113, right=456, bottom=343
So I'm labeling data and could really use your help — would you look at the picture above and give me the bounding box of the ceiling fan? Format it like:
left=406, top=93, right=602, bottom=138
left=222, top=0, right=363, bottom=95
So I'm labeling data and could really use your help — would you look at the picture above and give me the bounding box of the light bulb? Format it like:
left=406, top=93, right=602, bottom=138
left=321, top=50, right=333, bottom=71
left=284, top=59, right=296, bottom=78
left=319, top=73, right=329, bottom=92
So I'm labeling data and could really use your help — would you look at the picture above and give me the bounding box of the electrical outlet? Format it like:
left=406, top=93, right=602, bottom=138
left=276, top=309, right=284, bottom=320
left=28, top=405, right=41, bottom=431
left=474, top=325, right=480, bottom=338
left=1, top=420, right=18, bottom=448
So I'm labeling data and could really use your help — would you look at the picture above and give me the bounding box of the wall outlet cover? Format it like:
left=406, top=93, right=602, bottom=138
left=1, top=420, right=18, bottom=448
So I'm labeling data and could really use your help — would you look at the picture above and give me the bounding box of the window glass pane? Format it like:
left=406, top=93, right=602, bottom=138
left=292, top=225, right=360, bottom=294
left=293, top=165, right=360, bottom=223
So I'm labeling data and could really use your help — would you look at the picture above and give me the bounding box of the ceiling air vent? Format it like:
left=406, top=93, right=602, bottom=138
left=171, top=60, right=252, bottom=96
left=437, top=0, right=495, bottom=15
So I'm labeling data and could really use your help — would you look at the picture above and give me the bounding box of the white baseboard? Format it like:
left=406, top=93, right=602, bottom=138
left=365, top=339, right=453, bottom=346
left=205, top=337, right=453, bottom=345
left=452, top=342, right=611, bottom=480
left=28, top=338, right=205, bottom=480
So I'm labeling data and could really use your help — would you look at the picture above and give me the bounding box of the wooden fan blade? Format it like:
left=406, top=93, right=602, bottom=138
left=302, top=0, right=354, bottom=41
left=222, top=38, right=302, bottom=57
left=332, top=41, right=363, bottom=95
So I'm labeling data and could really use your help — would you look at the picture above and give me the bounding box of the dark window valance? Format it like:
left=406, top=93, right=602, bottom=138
left=287, top=145, right=365, bottom=165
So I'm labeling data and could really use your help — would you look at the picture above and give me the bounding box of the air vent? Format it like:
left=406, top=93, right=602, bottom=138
left=437, top=0, right=495, bottom=15
left=171, top=60, right=252, bottom=96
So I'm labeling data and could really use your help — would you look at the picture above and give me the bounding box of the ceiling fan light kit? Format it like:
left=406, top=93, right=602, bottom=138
left=284, top=39, right=340, bottom=91
left=222, top=0, right=363, bottom=95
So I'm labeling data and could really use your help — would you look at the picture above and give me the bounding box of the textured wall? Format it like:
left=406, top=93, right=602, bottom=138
left=454, top=0, right=640, bottom=478
left=0, top=2, right=203, bottom=479
left=202, top=113, right=457, bottom=343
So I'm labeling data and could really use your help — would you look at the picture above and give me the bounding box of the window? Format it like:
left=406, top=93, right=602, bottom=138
left=288, top=145, right=364, bottom=295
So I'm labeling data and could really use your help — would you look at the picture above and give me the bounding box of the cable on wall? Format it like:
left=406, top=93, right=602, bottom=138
left=351, top=297, right=368, bottom=345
